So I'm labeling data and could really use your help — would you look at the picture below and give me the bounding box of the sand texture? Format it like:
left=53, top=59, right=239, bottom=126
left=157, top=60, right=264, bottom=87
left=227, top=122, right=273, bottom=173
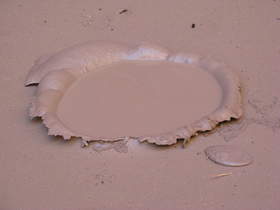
left=0, top=0, right=280, bottom=210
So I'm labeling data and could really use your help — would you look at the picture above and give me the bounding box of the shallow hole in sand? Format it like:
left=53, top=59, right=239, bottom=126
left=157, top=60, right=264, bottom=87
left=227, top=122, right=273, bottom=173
left=56, top=60, right=222, bottom=138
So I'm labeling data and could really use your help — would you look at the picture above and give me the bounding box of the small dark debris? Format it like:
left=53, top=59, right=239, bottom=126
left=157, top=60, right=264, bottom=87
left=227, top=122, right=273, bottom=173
left=101, top=180, right=104, bottom=184
left=98, top=8, right=102, bottom=11
left=191, top=23, right=196, bottom=29
left=276, top=18, right=280, bottom=20
left=119, top=9, right=128, bottom=14
left=43, top=20, right=48, bottom=24
left=110, top=28, right=114, bottom=31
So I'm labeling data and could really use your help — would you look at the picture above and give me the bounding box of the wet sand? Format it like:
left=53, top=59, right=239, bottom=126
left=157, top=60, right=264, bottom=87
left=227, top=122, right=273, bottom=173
left=1, top=0, right=280, bottom=209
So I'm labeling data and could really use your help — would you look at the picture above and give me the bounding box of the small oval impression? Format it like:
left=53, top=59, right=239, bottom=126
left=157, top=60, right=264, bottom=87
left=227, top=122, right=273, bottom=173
left=205, top=145, right=253, bottom=167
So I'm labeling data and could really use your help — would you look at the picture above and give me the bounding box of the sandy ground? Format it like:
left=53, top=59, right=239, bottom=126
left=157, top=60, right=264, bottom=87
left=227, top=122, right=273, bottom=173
left=0, top=0, right=280, bottom=209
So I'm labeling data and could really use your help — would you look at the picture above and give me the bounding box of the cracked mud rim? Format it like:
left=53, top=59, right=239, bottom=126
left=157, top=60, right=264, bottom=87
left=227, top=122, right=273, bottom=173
left=26, top=41, right=242, bottom=146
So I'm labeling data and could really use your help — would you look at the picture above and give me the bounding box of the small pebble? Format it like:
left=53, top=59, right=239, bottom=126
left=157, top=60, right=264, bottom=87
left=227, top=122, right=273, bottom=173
left=119, top=9, right=128, bottom=14
left=204, top=145, right=253, bottom=167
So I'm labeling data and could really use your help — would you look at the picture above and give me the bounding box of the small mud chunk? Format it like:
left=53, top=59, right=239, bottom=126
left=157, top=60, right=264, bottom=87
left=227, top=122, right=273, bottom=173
left=205, top=145, right=253, bottom=167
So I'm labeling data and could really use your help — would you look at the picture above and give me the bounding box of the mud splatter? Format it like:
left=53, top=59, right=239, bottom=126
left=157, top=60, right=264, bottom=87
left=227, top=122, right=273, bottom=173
left=91, top=140, right=128, bottom=153
left=218, top=96, right=280, bottom=141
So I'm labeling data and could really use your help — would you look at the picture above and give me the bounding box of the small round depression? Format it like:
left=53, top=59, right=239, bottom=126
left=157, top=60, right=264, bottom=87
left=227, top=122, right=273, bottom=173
left=56, top=60, right=222, bottom=138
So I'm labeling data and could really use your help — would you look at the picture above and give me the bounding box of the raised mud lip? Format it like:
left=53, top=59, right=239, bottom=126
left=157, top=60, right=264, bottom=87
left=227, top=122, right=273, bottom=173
left=25, top=41, right=242, bottom=146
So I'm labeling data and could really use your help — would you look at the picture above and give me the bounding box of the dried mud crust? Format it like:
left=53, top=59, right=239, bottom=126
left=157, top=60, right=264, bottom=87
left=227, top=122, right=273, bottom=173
left=26, top=41, right=242, bottom=146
